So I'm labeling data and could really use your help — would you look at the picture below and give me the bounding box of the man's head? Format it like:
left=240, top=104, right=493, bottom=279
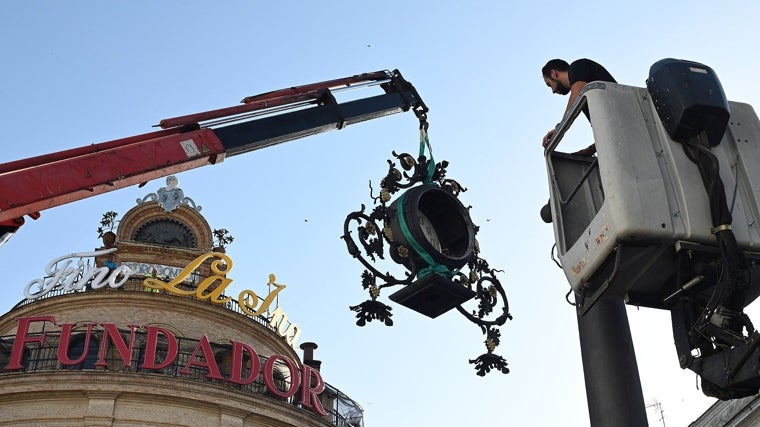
left=542, top=59, right=570, bottom=95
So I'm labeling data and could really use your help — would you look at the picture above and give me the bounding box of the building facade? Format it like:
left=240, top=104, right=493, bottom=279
left=690, top=395, right=760, bottom=427
left=0, top=178, right=363, bottom=427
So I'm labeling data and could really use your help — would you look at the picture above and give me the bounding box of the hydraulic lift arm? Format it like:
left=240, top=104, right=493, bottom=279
left=0, top=69, right=427, bottom=245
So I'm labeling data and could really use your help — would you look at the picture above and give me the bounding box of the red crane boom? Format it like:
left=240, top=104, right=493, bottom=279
left=0, top=69, right=427, bottom=246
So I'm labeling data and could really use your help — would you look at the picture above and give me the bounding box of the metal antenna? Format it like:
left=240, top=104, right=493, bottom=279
left=646, top=399, right=666, bottom=427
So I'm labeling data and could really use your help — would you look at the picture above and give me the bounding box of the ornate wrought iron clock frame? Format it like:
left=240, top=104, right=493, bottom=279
left=342, top=121, right=511, bottom=376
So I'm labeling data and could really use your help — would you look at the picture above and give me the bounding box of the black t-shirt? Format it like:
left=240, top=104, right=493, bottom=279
left=568, top=58, right=616, bottom=120
left=569, top=58, right=616, bottom=85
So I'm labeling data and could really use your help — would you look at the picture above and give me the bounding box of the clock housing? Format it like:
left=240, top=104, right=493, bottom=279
left=388, top=184, right=475, bottom=272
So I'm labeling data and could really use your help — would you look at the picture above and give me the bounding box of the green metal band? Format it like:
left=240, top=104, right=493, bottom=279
left=420, top=128, right=435, bottom=184
left=396, top=190, right=454, bottom=279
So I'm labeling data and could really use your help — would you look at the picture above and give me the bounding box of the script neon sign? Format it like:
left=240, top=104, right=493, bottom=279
left=144, top=254, right=302, bottom=348
left=24, top=248, right=127, bottom=300
left=24, top=250, right=302, bottom=347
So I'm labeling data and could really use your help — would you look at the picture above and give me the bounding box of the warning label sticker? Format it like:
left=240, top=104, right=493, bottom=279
left=179, top=139, right=200, bottom=157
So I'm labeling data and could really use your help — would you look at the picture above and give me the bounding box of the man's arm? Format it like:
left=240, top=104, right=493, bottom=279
left=543, top=80, right=588, bottom=148
left=565, top=80, right=596, bottom=156
left=564, top=80, right=587, bottom=118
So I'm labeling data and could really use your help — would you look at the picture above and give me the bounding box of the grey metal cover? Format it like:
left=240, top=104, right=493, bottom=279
left=545, top=83, right=760, bottom=296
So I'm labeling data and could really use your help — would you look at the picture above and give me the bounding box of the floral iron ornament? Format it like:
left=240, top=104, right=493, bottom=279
left=341, top=125, right=511, bottom=376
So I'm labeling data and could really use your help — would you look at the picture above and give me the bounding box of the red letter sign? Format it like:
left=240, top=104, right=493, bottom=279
left=300, top=364, right=327, bottom=416
left=6, top=316, right=55, bottom=371
left=228, top=340, right=260, bottom=385
left=139, top=326, right=178, bottom=370
left=178, top=335, right=223, bottom=380
left=263, top=354, right=299, bottom=399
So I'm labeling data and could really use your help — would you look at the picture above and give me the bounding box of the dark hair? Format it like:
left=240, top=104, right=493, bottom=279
left=542, top=59, right=570, bottom=77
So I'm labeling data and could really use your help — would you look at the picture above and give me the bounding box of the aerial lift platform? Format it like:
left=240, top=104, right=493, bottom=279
left=545, top=59, right=760, bottom=413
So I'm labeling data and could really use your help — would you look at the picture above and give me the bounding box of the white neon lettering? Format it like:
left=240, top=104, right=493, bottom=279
left=24, top=248, right=131, bottom=300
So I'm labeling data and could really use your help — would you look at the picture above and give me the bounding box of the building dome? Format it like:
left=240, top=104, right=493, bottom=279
left=0, top=177, right=363, bottom=427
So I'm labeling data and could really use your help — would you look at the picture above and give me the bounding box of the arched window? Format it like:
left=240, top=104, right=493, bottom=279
left=67, top=335, right=99, bottom=370
left=137, top=333, right=175, bottom=375
left=264, top=364, right=293, bottom=402
left=133, top=218, right=197, bottom=248
left=0, top=338, right=13, bottom=371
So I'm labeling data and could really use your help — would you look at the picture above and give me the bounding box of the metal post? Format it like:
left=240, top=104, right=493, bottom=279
left=577, top=294, right=648, bottom=426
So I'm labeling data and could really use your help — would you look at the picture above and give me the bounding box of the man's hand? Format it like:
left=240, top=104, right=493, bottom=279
left=571, top=144, right=597, bottom=157
left=542, top=128, right=556, bottom=147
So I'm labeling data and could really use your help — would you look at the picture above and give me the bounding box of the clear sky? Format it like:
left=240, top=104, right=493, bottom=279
left=2, top=1, right=760, bottom=426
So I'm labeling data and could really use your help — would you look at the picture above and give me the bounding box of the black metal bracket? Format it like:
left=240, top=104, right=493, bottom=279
left=667, top=241, right=760, bottom=399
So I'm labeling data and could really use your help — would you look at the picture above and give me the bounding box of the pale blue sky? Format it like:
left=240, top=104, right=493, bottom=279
left=2, top=2, right=760, bottom=425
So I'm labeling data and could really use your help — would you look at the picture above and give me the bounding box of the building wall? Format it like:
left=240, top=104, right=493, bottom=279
left=690, top=395, right=760, bottom=427
left=0, top=372, right=328, bottom=426
left=0, top=291, right=332, bottom=426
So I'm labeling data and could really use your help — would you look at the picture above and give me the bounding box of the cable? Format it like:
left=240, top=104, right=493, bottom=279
left=729, top=161, right=739, bottom=214
left=565, top=288, right=577, bottom=306
left=681, top=133, right=751, bottom=350
left=550, top=243, right=562, bottom=269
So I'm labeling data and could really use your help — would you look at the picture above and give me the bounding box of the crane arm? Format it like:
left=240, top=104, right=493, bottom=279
left=0, top=69, right=426, bottom=231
